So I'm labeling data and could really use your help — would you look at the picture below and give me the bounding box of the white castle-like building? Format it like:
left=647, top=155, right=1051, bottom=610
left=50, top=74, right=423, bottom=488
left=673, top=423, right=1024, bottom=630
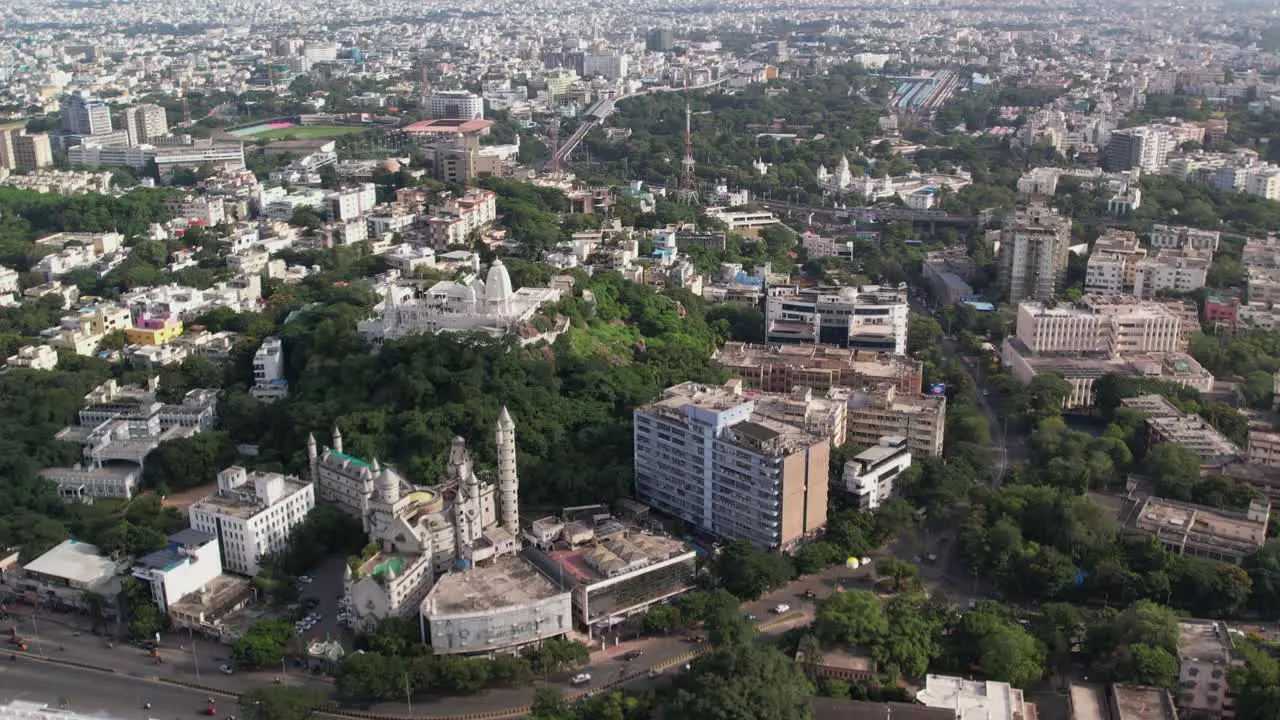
left=357, top=260, right=562, bottom=344
left=817, top=155, right=972, bottom=210
left=309, top=409, right=523, bottom=628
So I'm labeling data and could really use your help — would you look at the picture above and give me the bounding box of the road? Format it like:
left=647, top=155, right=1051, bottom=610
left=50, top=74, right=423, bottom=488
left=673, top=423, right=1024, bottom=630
left=0, top=657, right=219, bottom=718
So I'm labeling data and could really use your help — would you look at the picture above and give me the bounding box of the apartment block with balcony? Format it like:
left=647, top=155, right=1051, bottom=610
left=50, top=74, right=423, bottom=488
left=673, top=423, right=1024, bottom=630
left=1133, top=250, right=1210, bottom=300
left=633, top=382, right=828, bottom=551
left=998, top=204, right=1072, bottom=303
left=1176, top=621, right=1239, bottom=720
left=712, top=342, right=923, bottom=395
left=1085, top=230, right=1146, bottom=295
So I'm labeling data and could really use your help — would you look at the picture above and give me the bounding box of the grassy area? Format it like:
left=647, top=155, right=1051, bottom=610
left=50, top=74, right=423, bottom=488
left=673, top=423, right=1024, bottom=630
left=565, top=319, right=642, bottom=362
left=253, top=125, right=369, bottom=140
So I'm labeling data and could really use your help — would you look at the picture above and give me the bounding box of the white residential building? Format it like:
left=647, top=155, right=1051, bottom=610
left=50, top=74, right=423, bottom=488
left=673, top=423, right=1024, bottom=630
left=1133, top=250, right=1210, bottom=299
left=188, top=466, right=315, bottom=576
left=6, top=345, right=58, bottom=371
left=130, top=529, right=222, bottom=613
left=424, top=189, right=497, bottom=250
left=765, top=284, right=908, bottom=354
left=0, top=266, right=19, bottom=295
left=1085, top=230, right=1146, bottom=295
left=842, top=436, right=911, bottom=511
left=249, top=336, right=288, bottom=403
left=916, top=675, right=1033, bottom=720
left=327, top=184, right=378, bottom=221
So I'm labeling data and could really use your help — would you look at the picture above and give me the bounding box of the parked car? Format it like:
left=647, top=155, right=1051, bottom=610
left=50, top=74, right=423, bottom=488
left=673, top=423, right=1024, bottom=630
left=219, top=664, right=234, bottom=675
left=773, top=604, right=790, bottom=614
left=570, top=673, right=591, bottom=686
left=620, top=650, right=644, bottom=661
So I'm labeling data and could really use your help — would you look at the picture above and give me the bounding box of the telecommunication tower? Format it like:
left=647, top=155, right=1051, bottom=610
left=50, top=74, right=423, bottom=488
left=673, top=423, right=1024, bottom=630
left=676, top=81, right=698, bottom=203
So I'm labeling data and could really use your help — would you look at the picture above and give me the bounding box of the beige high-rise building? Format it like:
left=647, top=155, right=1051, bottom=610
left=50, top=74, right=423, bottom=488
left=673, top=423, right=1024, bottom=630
left=1085, top=229, right=1146, bottom=295
left=11, top=131, right=52, bottom=169
left=1015, top=297, right=1185, bottom=356
left=122, top=104, right=169, bottom=145
left=634, top=381, right=829, bottom=551
left=998, top=204, right=1072, bottom=303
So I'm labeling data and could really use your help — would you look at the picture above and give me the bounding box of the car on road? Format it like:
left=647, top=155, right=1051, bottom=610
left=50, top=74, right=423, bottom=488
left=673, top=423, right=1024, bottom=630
left=744, top=613, right=757, bottom=621
left=570, top=673, right=591, bottom=685
left=772, top=604, right=790, bottom=614
left=298, top=576, right=314, bottom=584
left=219, top=664, right=233, bottom=675
left=802, top=589, right=817, bottom=599
left=620, top=650, right=644, bottom=661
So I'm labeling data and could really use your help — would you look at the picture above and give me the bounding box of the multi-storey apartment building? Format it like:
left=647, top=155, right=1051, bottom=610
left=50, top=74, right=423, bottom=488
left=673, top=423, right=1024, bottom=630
left=1150, top=224, right=1221, bottom=253
left=1085, top=229, right=1146, bottom=295
left=1014, top=298, right=1185, bottom=356
left=998, top=204, right=1072, bottom=303
left=633, top=382, right=829, bottom=551
left=765, top=284, right=908, bottom=354
left=1176, top=621, right=1240, bottom=720
left=845, top=384, right=946, bottom=457
left=1133, top=250, right=1210, bottom=299
left=188, top=466, right=315, bottom=576
left=249, top=336, right=289, bottom=403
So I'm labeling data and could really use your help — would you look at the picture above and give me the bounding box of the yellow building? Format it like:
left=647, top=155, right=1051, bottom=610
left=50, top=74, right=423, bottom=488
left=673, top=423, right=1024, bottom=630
left=126, top=320, right=184, bottom=346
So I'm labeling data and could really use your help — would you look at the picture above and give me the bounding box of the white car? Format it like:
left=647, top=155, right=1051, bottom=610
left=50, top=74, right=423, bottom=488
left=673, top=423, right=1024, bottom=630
left=570, top=673, right=591, bottom=686
left=298, top=576, right=314, bottom=584
left=219, top=664, right=234, bottom=675
left=773, top=604, right=791, bottom=614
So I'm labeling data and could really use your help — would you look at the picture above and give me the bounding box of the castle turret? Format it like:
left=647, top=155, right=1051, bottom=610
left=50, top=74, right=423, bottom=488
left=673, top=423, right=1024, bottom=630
left=375, top=463, right=400, bottom=505
left=448, top=436, right=472, bottom=484
left=495, top=406, right=519, bottom=536
left=307, top=432, right=318, bottom=483
left=332, top=425, right=343, bottom=454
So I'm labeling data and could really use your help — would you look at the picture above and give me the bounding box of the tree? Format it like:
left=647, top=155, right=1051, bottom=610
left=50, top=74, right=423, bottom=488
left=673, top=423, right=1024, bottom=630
left=664, top=645, right=814, bottom=720
left=142, top=431, right=236, bottom=494
left=878, top=593, right=944, bottom=680
left=1117, top=643, right=1179, bottom=691
left=707, top=597, right=754, bottom=647
left=1231, top=643, right=1280, bottom=720
left=1145, top=443, right=1203, bottom=501
left=875, top=557, right=920, bottom=592
left=908, top=314, right=943, bottom=355
left=530, top=687, right=570, bottom=720
left=521, top=637, right=590, bottom=676
left=642, top=604, right=685, bottom=635
left=711, top=541, right=795, bottom=600
left=239, top=686, right=324, bottom=720
left=1245, top=541, right=1280, bottom=619
left=975, top=623, right=1045, bottom=688
left=232, top=620, right=293, bottom=670
left=814, top=589, right=888, bottom=647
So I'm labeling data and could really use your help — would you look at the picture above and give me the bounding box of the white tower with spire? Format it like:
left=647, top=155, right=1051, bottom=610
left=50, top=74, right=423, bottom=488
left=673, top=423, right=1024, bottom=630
left=332, top=426, right=343, bottom=454
left=495, top=406, right=519, bottom=536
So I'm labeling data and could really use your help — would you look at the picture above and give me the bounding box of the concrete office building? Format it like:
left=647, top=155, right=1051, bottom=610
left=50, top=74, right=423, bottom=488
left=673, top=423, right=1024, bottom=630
left=713, top=342, right=924, bottom=395
left=998, top=204, right=1072, bottom=303
left=60, top=93, right=113, bottom=136
left=765, top=284, right=908, bottom=354
left=842, top=436, right=911, bottom=510
left=249, top=336, right=289, bottom=403
left=1013, top=298, right=1186, bottom=356
left=647, top=28, right=675, bottom=52
left=421, top=554, right=573, bottom=654
left=327, top=183, right=378, bottom=221
left=427, top=90, right=484, bottom=120
left=1120, top=395, right=1243, bottom=467
left=522, top=505, right=698, bottom=637
left=1003, top=350, right=1214, bottom=410
left=846, top=384, right=946, bottom=457
left=121, top=104, right=169, bottom=145
left=634, top=382, right=829, bottom=551
left=1067, top=683, right=1178, bottom=720
left=583, top=52, right=629, bottom=80
left=1177, top=621, right=1240, bottom=720
left=188, top=466, right=316, bottom=576
left=130, top=529, right=222, bottom=613
left=18, top=539, right=127, bottom=611
left=1116, top=488, right=1267, bottom=565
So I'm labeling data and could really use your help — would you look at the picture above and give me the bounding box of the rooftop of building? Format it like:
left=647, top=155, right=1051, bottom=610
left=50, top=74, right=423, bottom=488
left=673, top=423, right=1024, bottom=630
left=917, top=674, right=1032, bottom=720
left=713, top=342, right=921, bottom=374
left=424, top=554, right=566, bottom=617
left=402, top=118, right=493, bottom=135
left=795, top=646, right=875, bottom=673
left=1112, top=684, right=1178, bottom=720
left=1122, top=493, right=1267, bottom=555
left=809, top=699, right=955, bottom=720
left=23, top=539, right=119, bottom=584
left=1178, top=620, right=1234, bottom=663
left=191, top=470, right=311, bottom=519
left=168, top=573, right=253, bottom=619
